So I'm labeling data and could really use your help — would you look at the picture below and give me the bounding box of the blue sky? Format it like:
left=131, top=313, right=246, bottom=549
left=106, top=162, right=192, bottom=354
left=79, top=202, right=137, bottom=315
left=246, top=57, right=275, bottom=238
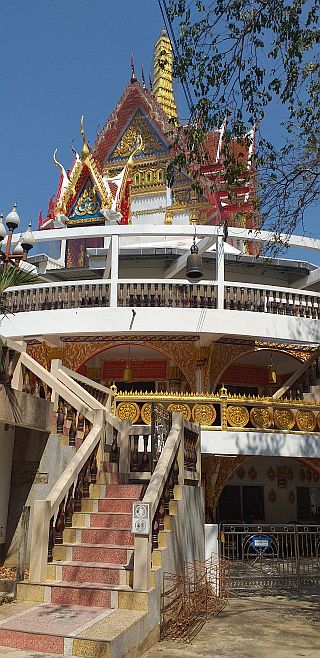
left=1, top=0, right=319, bottom=265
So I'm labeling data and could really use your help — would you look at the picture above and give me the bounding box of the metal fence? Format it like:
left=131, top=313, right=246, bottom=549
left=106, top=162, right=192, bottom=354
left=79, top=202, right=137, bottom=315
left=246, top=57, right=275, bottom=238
left=151, top=402, right=172, bottom=473
left=220, top=524, right=320, bottom=590
left=161, top=555, right=229, bottom=642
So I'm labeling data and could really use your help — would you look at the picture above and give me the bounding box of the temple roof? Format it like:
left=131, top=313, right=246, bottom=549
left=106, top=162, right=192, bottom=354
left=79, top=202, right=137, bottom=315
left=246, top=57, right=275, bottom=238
left=92, top=80, right=174, bottom=164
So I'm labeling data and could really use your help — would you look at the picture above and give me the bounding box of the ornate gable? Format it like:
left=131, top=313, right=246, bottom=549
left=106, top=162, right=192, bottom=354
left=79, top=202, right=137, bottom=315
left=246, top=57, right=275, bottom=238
left=68, top=178, right=103, bottom=224
left=92, top=81, right=173, bottom=164
left=108, top=110, right=168, bottom=163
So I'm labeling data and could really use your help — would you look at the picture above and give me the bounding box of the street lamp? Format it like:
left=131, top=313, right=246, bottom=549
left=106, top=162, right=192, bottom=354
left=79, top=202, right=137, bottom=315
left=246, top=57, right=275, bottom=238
left=0, top=204, right=35, bottom=265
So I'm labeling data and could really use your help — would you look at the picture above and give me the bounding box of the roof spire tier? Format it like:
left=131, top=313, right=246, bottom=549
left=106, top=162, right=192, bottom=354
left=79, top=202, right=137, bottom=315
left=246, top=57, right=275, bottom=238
left=131, top=53, right=137, bottom=83
left=141, top=66, right=146, bottom=89
left=153, top=29, right=177, bottom=120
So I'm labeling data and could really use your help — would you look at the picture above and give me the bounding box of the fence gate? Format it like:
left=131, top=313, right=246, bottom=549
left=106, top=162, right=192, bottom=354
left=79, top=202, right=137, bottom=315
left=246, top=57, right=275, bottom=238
left=220, top=524, right=320, bottom=591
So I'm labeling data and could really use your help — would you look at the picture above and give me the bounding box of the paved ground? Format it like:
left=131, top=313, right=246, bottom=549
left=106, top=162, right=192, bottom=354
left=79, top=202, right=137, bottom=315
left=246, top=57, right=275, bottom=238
left=0, top=589, right=318, bottom=657
left=143, top=590, right=320, bottom=658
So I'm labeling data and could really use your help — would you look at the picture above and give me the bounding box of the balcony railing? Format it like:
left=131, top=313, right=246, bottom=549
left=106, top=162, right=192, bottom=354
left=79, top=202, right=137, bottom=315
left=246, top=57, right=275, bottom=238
left=3, top=278, right=320, bottom=319
left=3, top=280, right=110, bottom=313
left=114, top=388, right=320, bottom=434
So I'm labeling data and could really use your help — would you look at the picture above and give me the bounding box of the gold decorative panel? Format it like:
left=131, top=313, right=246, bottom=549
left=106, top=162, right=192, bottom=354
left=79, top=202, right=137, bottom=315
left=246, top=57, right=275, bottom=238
left=116, top=402, right=140, bottom=423
left=250, top=407, right=272, bottom=429
left=296, top=409, right=316, bottom=432
left=227, top=405, right=249, bottom=428
left=274, top=408, right=295, bottom=431
left=192, top=403, right=216, bottom=426
left=167, top=403, right=191, bottom=421
left=141, top=403, right=152, bottom=425
left=69, top=180, right=101, bottom=218
left=110, top=112, right=166, bottom=161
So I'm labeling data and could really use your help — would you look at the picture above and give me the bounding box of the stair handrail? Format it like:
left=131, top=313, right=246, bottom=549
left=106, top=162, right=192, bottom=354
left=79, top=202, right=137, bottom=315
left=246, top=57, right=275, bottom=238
left=272, top=348, right=320, bottom=400
left=133, top=413, right=201, bottom=591
left=29, top=409, right=104, bottom=584
left=58, top=364, right=114, bottom=398
left=15, top=352, right=95, bottom=422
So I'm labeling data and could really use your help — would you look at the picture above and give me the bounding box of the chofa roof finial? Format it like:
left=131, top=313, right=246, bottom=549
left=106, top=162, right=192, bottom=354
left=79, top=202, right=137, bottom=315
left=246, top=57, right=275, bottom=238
left=80, top=115, right=90, bottom=161
left=131, top=53, right=137, bottom=83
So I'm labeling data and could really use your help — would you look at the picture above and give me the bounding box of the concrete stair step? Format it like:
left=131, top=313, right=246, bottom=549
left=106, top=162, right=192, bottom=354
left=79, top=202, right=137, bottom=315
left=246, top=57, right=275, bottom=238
left=72, top=511, right=132, bottom=529
left=48, top=561, right=128, bottom=587
left=81, top=527, right=134, bottom=546
left=17, top=581, right=113, bottom=607
left=98, top=497, right=133, bottom=513
left=105, top=484, right=142, bottom=499
left=0, top=602, right=147, bottom=657
left=53, top=542, right=133, bottom=564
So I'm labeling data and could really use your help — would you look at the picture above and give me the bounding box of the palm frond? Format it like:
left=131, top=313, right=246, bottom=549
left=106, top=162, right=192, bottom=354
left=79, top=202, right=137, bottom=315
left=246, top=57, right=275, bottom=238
left=0, top=263, right=39, bottom=316
left=0, top=263, right=39, bottom=293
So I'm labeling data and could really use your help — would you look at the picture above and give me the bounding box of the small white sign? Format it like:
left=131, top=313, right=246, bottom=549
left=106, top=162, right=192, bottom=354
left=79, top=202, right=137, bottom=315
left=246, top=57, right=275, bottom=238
left=132, top=501, right=151, bottom=535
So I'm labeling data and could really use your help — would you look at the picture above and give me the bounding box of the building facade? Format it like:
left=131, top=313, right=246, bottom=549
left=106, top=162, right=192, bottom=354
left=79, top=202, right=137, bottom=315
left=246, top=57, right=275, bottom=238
left=0, top=28, right=320, bottom=656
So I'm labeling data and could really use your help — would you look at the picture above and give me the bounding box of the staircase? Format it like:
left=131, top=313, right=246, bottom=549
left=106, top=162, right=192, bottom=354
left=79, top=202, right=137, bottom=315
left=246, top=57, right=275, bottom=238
left=0, top=467, right=149, bottom=657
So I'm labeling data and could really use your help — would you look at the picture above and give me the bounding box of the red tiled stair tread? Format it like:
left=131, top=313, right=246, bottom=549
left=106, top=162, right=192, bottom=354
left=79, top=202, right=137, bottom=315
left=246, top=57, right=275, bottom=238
left=50, top=585, right=111, bottom=607
left=61, top=565, right=120, bottom=585
left=105, top=484, right=142, bottom=498
left=0, top=603, right=105, bottom=635
left=98, top=498, right=133, bottom=513
left=72, top=545, right=130, bottom=563
left=0, top=630, right=64, bottom=654
left=89, top=512, right=132, bottom=528
left=81, top=528, right=134, bottom=545
left=0, top=603, right=109, bottom=651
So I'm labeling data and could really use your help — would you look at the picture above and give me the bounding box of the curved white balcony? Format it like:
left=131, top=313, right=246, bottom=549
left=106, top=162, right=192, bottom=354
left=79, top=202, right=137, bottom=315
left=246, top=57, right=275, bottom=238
left=2, top=277, right=320, bottom=345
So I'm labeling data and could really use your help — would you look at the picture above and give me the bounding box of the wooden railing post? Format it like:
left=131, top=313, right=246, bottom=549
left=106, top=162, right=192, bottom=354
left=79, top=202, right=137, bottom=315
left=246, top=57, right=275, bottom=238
left=50, top=359, right=62, bottom=412
left=9, top=340, right=27, bottom=392
left=118, top=419, right=131, bottom=475
left=29, top=499, right=51, bottom=583
left=176, top=413, right=185, bottom=486
left=133, top=533, right=152, bottom=591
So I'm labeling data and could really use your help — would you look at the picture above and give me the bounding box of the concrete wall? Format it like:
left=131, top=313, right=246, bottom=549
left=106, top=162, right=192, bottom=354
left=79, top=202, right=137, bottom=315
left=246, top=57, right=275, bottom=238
left=0, top=387, right=52, bottom=433
left=0, top=423, right=15, bottom=547
left=2, top=306, right=320, bottom=346
left=163, top=485, right=205, bottom=574
left=4, top=430, right=75, bottom=567
left=202, top=429, right=320, bottom=459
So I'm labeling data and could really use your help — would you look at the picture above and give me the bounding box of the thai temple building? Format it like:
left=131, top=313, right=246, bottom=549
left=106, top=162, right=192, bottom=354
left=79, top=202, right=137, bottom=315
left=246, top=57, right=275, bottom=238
left=0, top=28, right=320, bottom=657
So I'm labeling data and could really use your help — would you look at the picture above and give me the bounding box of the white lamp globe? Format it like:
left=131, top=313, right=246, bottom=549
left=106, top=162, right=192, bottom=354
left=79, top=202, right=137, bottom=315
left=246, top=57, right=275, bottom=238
left=13, top=241, right=24, bottom=255
left=5, top=203, right=20, bottom=230
left=0, top=214, right=6, bottom=241
left=20, top=223, right=35, bottom=252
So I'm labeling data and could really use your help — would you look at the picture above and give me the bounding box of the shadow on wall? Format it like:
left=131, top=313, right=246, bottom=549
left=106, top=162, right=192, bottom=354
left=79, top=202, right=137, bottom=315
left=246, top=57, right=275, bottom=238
left=170, top=486, right=205, bottom=574
left=4, top=427, right=48, bottom=566
left=235, top=432, right=320, bottom=459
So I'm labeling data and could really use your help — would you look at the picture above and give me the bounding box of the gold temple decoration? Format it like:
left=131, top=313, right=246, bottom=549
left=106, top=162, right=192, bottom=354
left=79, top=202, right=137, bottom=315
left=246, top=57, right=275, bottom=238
left=167, top=403, right=191, bottom=421
left=273, top=408, right=295, bottom=431
left=116, top=401, right=140, bottom=423
left=69, top=180, right=100, bottom=218
left=227, top=405, right=250, bottom=428
left=296, top=409, right=316, bottom=432
left=153, top=29, right=177, bottom=119
left=141, top=403, right=152, bottom=425
left=250, top=407, right=272, bottom=429
left=80, top=115, right=91, bottom=161
left=111, top=112, right=165, bottom=161
left=192, top=403, right=216, bottom=426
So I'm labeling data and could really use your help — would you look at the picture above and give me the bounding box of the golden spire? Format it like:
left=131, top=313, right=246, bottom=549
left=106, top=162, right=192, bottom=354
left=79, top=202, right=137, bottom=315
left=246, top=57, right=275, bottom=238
left=153, top=28, right=177, bottom=120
